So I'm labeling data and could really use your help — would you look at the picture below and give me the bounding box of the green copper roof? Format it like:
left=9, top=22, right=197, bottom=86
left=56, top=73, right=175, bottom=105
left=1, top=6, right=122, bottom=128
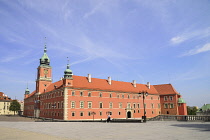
left=25, top=88, right=30, bottom=92
left=40, top=45, right=50, bottom=65
left=25, top=87, right=30, bottom=94
left=64, top=63, right=73, bottom=79
left=178, top=98, right=186, bottom=103
left=198, top=104, right=210, bottom=112
left=65, top=64, right=72, bottom=73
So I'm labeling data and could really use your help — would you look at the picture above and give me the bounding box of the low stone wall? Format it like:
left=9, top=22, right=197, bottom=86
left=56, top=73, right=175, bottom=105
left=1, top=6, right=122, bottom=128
left=149, top=115, right=210, bottom=122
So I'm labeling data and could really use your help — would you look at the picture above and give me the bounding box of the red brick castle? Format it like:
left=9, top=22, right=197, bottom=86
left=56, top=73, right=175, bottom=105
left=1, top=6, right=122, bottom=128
left=24, top=46, right=187, bottom=120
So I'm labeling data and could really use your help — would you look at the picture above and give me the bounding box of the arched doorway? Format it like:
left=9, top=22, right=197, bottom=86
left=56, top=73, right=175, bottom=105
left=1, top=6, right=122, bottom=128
left=127, top=111, right=131, bottom=118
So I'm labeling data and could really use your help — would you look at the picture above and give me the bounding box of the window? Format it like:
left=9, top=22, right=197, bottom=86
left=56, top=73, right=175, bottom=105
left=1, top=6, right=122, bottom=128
left=99, top=92, right=102, bottom=97
left=109, top=102, right=113, bottom=109
left=144, top=103, right=146, bottom=108
left=158, top=103, right=160, bottom=109
left=138, top=110, right=140, bottom=113
left=152, top=111, right=154, bottom=114
left=128, top=95, right=130, bottom=99
left=164, top=96, right=168, bottom=101
left=134, top=110, right=136, bottom=113
left=127, top=103, right=131, bottom=109
left=178, top=103, right=181, bottom=106
left=72, top=91, right=75, bottom=96
left=72, top=112, right=75, bottom=116
left=88, top=101, right=92, bottom=109
left=80, top=91, right=83, bottom=96
left=133, top=103, right=136, bottom=108
left=80, top=112, right=84, bottom=116
left=88, top=92, right=91, bottom=97
left=117, top=94, right=119, bottom=98
left=151, top=103, right=154, bottom=109
left=99, top=102, right=103, bottom=108
left=164, top=103, right=168, bottom=109
left=119, top=112, right=121, bottom=115
left=151, top=97, right=153, bottom=100
left=71, top=101, right=75, bottom=108
left=100, top=111, right=102, bottom=116
left=119, top=103, right=122, bottom=108
left=61, top=102, right=64, bottom=108
left=110, top=112, right=112, bottom=115
left=80, top=101, right=84, bottom=108
left=137, top=104, right=140, bottom=108
left=122, top=94, right=124, bottom=98
left=169, top=96, right=173, bottom=101
left=170, top=103, right=174, bottom=108
left=57, top=102, right=60, bottom=109
left=88, top=112, right=91, bottom=116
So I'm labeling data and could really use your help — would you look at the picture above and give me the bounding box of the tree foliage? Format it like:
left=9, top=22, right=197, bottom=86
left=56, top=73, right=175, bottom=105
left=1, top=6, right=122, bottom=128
left=9, top=100, right=21, bottom=115
left=187, top=106, right=198, bottom=115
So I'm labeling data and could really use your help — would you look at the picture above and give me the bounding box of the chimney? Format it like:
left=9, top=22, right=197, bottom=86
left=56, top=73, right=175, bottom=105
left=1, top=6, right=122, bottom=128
left=108, top=76, right=111, bottom=85
left=133, top=80, right=136, bottom=87
left=147, top=82, right=150, bottom=89
left=88, top=74, right=91, bottom=82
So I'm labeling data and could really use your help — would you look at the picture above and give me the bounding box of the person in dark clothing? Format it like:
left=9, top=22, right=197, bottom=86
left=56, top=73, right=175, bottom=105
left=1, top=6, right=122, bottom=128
left=107, top=115, right=111, bottom=123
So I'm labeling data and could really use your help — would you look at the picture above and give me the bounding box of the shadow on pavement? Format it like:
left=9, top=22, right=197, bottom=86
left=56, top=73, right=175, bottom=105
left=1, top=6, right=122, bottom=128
left=171, top=123, right=210, bottom=131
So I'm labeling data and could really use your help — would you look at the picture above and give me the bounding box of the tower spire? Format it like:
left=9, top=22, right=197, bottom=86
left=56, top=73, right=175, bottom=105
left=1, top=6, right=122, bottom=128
left=67, top=57, right=70, bottom=69
left=25, top=83, right=30, bottom=95
left=40, top=37, right=50, bottom=66
left=64, top=57, right=73, bottom=79
left=44, top=37, right=47, bottom=53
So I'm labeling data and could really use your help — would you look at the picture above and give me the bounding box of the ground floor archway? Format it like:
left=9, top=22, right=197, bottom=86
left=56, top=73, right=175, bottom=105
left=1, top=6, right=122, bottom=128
left=127, top=111, right=131, bottom=118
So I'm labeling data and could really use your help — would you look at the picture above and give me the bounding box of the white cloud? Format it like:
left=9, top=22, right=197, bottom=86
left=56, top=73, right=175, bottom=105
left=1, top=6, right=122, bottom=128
left=170, top=27, right=210, bottom=45
left=181, top=43, right=210, bottom=56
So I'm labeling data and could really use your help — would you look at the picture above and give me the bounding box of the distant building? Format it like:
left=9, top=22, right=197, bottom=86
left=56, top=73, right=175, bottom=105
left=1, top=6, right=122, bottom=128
left=197, top=104, right=210, bottom=115
left=18, top=100, right=24, bottom=115
left=0, top=92, right=14, bottom=115
left=24, top=46, right=187, bottom=120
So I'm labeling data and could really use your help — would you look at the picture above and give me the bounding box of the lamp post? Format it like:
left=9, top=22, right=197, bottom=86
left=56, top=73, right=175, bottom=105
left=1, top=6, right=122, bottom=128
left=91, top=111, right=96, bottom=121
left=139, top=90, right=148, bottom=122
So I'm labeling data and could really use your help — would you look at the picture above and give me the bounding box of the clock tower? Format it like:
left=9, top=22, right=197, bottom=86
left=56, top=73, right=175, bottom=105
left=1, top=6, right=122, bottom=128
left=36, top=45, right=52, bottom=93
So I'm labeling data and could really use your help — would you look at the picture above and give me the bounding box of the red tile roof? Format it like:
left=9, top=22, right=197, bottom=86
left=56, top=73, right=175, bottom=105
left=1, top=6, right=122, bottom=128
left=27, top=75, right=161, bottom=98
left=71, top=75, right=159, bottom=94
left=45, top=80, right=63, bottom=93
left=153, top=84, right=179, bottom=95
left=0, top=92, right=12, bottom=101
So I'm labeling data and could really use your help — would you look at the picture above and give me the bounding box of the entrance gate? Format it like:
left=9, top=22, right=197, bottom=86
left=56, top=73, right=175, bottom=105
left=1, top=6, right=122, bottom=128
left=127, top=111, right=131, bottom=118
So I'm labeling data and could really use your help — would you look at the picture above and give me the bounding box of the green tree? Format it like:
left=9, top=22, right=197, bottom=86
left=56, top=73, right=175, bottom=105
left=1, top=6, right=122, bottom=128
left=9, top=100, right=21, bottom=115
left=187, top=106, right=198, bottom=115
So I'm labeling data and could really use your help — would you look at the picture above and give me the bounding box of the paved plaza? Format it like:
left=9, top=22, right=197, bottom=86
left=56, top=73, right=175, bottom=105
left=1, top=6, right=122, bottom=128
left=0, top=120, right=210, bottom=140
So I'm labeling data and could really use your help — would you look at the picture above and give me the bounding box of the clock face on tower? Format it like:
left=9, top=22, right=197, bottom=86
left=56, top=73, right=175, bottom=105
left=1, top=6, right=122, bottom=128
left=44, top=69, right=48, bottom=74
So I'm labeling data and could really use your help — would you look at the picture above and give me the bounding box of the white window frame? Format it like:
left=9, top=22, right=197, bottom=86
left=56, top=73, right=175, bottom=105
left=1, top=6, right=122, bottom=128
left=88, top=101, right=92, bottom=109
left=71, top=101, right=75, bottom=108
left=164, top=96, right=168, bottom=101
left=80, top=101, right=84, bottom=108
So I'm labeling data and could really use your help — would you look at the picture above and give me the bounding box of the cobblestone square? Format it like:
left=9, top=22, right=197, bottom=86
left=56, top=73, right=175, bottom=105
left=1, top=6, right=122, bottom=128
left=0, top=121, right=210, bottom=140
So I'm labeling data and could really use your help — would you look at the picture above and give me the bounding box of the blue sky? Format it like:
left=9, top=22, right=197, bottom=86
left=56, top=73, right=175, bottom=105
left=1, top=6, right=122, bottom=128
left=0, top=0, right=209, bottom=107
